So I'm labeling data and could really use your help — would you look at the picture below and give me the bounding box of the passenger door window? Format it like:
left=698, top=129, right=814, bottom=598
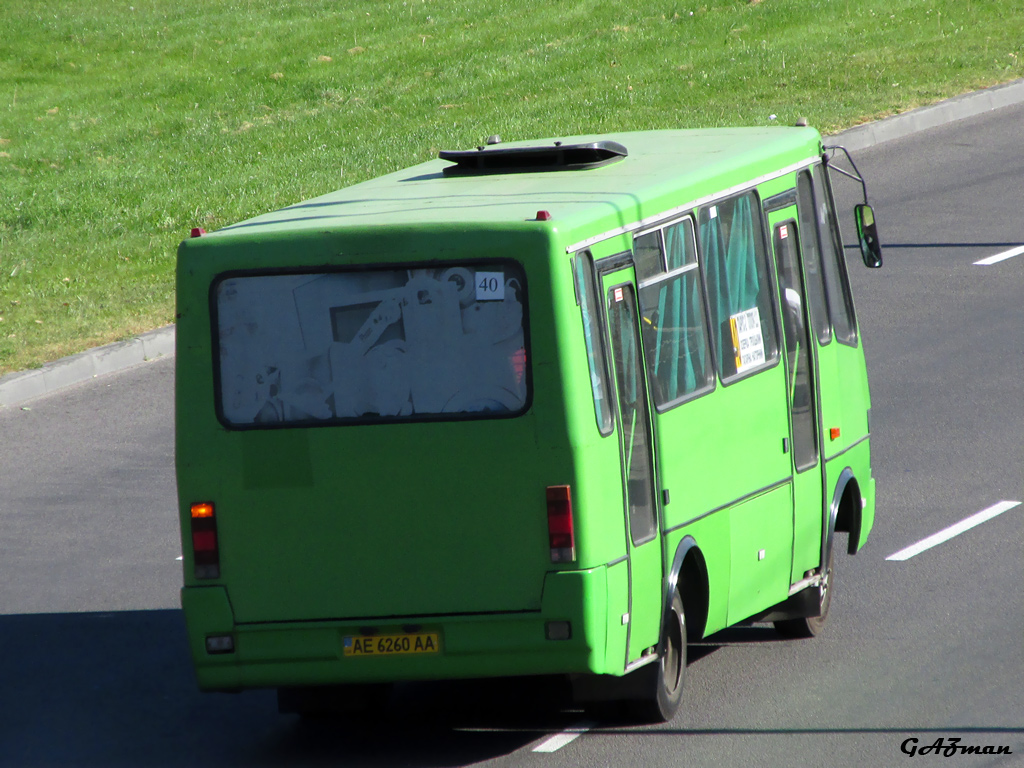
left=812, top=164, right=858, bottom=345
left=772, top=220, right=819, bottom=472
left=796, top=171, right=832, bottom=345
left=698, top=191, right=780, bottom=381
left=573, top=251, right=614, bottom=435
left=607, top=283, right=657, bottom=545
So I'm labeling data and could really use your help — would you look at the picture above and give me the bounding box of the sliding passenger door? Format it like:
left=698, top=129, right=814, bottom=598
left=600, top=266, right=663, bottom=666
left=766, top=205, right=825, bottom=584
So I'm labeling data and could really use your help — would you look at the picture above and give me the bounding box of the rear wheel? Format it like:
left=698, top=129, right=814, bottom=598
left=627, top=590, right=686, bottom=722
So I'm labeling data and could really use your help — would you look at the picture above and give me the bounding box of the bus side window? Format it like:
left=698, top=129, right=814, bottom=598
left=573, top=251, right=615, bottom=435
left=698, top=192, right=780, bottom=380
left=812, top=164, right=858, bottom=345
left=635, top=218, right=715, bottom=409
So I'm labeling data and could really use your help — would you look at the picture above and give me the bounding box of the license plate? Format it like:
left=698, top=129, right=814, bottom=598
left=343, top=632, right=441, bottom=657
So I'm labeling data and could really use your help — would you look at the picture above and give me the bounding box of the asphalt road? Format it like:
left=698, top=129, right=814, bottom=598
left=1, top=104, right=1022, bottom=767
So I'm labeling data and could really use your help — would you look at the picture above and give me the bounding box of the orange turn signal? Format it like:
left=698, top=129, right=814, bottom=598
left=191, top=502, right=215, bottom=519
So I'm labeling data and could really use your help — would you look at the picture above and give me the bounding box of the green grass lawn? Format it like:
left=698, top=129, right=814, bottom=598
left=1, top=0, right=1021, bottom=375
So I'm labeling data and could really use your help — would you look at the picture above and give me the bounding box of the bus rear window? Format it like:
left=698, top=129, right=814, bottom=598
left=213, top=262, right=530, bottom=427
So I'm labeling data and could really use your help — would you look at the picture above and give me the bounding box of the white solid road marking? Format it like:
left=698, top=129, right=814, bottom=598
left=974, top=245, right=1024, bottom=265
left=532, top=722, right=595, bottom=753
left=887, top=501, right=1021, bottom=561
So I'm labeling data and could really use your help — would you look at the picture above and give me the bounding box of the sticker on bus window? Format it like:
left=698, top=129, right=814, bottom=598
left=780, top=224, right=789, bottom=239
left=214, top=263, right=528, bottom=425
left=729, top=307, right=766, bottom=373
left=475, top=272, right=505, bottom=301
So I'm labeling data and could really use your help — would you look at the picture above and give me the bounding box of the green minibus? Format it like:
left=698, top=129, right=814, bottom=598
left=175, top=127, right=883, bottom=721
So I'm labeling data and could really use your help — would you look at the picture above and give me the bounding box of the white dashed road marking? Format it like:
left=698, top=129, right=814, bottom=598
left=532, top=722, right=595, bottom=753
left=887, top=501, right=1021, bottom=561
left=974, top=246, right=1024, bottom=265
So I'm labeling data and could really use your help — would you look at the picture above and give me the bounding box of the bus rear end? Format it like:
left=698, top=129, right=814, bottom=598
left=175, top=226, right=609, bottom=698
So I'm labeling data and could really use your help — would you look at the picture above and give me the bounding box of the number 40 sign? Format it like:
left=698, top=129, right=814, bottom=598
left=476, top=272, right=505, bottom=301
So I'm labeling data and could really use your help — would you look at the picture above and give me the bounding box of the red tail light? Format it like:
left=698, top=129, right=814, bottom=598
left=190, top=502, right=220, bottom=579
left=546, top=485, right=576, bottom=563
left=511, top=348, right=527, bottom=385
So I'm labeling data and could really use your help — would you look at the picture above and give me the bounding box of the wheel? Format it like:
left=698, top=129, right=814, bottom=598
left=627, top=590, right=687, bottom=723
left=775, top=542, right=834, bottom=639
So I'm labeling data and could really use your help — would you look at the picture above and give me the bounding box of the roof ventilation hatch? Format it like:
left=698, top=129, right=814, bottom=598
left=439, top=140, right=628, bottom=176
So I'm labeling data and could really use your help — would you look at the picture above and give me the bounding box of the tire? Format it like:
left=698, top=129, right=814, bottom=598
left=627, top=590, right=687, bottom=723
left=775, top=541, right=834, bottom=639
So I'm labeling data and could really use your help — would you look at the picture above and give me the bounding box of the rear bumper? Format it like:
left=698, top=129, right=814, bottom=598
left=182, top=567, right=610, bottom=691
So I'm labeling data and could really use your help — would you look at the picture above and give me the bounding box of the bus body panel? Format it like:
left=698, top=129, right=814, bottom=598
left=654, top=366, right=791, bottom=535
left=184, top=567, right=610, bottom=691
left=726, top=484, right=794, bottom=624
left=218, top=422, right=554, bottom=622
left=178, top=227, right=586, bottom=625
left=603, top=559, right=629, bottom=671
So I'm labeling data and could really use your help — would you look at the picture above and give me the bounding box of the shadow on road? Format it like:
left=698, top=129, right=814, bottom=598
left=687, top=624, right=789, bottom=664
left=0, top=610, right=565, bottom=767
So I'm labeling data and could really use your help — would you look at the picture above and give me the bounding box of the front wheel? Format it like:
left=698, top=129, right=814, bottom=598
left=627, top=590, right=686, bottom=722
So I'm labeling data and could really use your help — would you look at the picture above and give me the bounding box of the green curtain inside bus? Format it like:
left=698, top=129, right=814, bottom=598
left=637, top=220, right=712, bottom=406
left=700, top=193, right=765, bottom=373
left=664, top=223, right=705, bottom=395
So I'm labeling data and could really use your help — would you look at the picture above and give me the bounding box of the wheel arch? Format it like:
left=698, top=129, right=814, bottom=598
left=664, top=535, right=709, bottom=642
left=831, top=467, right=864, bottom=555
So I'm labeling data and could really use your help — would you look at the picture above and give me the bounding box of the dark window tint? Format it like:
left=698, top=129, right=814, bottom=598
left=773, top=221, right=819, bottom=472
left=633, top=231, right=664, bottom=283
left=573, top=252, right=614, bottom=435
left=812, top=164, right=857, bottom=345
left=796, top=171, right=832, bottom=345
left=607, top=284, right=657, bottom=545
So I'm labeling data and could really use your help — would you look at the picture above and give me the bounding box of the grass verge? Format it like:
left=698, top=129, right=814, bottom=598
left=1, top=0, right=1022, bottom=374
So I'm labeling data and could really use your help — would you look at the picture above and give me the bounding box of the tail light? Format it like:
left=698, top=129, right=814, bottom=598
left=546, top=485, right=576, bottom=563
left=190, top=502, right=220, bottom=579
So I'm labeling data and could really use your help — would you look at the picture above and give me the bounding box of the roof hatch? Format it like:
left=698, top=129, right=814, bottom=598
left=439, top=140, right=628, bottom=175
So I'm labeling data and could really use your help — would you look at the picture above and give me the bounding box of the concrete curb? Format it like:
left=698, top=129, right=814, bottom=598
left=827, top=78, right=1024, bottom=152
left=2, top=77, right=1023, bottom=409
left=0, top=326, right=175, bottom=408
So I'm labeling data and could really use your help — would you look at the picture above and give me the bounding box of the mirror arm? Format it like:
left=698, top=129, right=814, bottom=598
left=823, top=145, right=869, bottom=205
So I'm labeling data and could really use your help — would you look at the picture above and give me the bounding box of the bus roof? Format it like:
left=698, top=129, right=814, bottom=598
left=212, top=127, right=822, bottom=244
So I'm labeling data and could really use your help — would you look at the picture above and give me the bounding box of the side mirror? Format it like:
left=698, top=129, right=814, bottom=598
left=854, top=204, right=883, bottom=268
